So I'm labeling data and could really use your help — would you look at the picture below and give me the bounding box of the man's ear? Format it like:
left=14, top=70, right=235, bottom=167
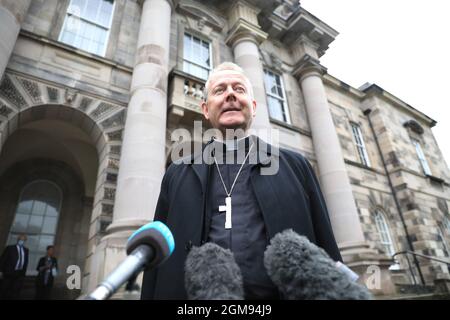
left=201, top=101, right=210, bottom=120
left=252, top=99, right=257, bottom=117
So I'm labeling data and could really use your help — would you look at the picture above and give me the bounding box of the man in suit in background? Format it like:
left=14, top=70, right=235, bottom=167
left=0, top=234, right=29, bottom=299
left=35, top=245, right=58, bottom=300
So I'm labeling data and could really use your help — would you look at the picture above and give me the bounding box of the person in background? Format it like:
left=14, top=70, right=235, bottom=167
left=35, top=245, right=58, bottom=300
left=0, top=234, right=29, bottom=299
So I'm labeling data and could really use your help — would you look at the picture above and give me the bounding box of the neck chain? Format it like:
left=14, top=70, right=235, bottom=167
left=213, top=142, right=254, bottom=229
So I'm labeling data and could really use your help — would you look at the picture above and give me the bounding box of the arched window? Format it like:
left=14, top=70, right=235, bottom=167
left=374, top=210, right=396, bottom=257
left=7, top=180, right=62, bottom=275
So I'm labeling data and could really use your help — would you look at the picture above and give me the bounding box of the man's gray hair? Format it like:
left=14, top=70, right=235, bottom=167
left=203, top=62, right=254, bottom=101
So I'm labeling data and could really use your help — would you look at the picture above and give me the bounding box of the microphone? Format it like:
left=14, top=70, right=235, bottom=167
left=184, top=242, right=244, bottom=300
left=264, top=229, right=372, bottom=300
left=85, top=221, right=175, bottom=300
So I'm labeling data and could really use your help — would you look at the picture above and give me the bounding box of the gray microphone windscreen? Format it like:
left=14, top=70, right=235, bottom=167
left=184, top=242, right=244, bottom=300
left=264, top=229, right=372, bottom=300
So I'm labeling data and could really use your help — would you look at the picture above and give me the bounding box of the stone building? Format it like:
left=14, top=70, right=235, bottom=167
left=0, top=0, right=449, bottom=299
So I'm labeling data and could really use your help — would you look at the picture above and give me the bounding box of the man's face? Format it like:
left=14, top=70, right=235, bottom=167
left=202, top=70, right=256, bottom=134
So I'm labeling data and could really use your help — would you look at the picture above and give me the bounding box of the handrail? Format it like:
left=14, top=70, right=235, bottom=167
left=392, top=250, right=450, bottom=286
left=393, top=250, right=450, bottom=265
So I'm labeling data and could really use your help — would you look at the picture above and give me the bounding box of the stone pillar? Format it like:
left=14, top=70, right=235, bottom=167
left=294, top=54, right=365, bottom=248
left=293, top=48, right=396, bottom=295
left=108, top=0, right=173, bottom=234
left=225, top=0, right=271, bottom=135
left=85, top=0, right=174, bottom=295
left=0, top=0, right=32, bottom=80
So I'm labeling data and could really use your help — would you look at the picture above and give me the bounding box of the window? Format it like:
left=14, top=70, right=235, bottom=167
left=412, top=138, right=432, bottom=175
left=351, top=123, right=371, bottom=167
left=7, top=180, right=62, bottom=276
left=374, top=211, right=396, bottom=257
left=183, top=33, right=211, bottom=80
left=59, top=0, right=115, bottom=56
left=263, top=70, right=291, bottom=123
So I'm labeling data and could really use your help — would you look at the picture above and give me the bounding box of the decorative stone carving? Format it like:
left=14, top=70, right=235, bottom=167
left=47, top=86, right=59, bottom=103
left=108, top=158, right=120, bottom=171
left=90, top=102, right=119, bottom=121
left=106, top=130, right=123, bottom=142
left=0, top=104, right=13, bottom=118
left=78, top=97, right=93, bottom=112
left=0, top=76, right=27, bottom=109
left=100, top=110, right=126, bottom=129
left=104, top=188, right=116, bottom=201
left=18, top=78, right=42, bottom=104
left=197, top=16, right=207, bottom=31
left=64, top=88, right=78, bottom=105
left=109, top=145, right=121, bottom=155
left=178, top=0, right=225, bottom=31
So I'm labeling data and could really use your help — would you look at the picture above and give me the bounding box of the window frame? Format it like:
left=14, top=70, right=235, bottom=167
left=263, top=69, right=291, bottom=124
left=350, top=122, right=371, bottom=167
left=58, top=0, right=116, bottom=57
left=411, top=138, right=432, bottom=176
left=182, top=32, right=212, bottom=80
left=374, top=210, right=396, bottom=258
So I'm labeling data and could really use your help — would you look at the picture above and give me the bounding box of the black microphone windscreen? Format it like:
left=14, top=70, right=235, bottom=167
left=264, top=229, right=372, bottom=300
left=184, top=242, right=244, bottom=300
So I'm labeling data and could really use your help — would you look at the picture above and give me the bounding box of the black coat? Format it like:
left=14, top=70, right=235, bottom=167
left=36, top=257, right=58, bottom=287
left=0, top=245, right=29, bottom=276
left=141, top=137, right=342, bottom=299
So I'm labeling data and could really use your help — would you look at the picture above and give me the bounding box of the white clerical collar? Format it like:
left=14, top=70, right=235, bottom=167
left=214, top=134, right=250, bottom=151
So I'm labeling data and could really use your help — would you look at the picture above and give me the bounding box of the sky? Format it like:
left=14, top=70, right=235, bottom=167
left=300, top=0, right=450, bottom=170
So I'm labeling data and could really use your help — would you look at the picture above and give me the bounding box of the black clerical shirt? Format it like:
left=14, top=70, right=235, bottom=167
left=207, top=137, right=280, bottom=300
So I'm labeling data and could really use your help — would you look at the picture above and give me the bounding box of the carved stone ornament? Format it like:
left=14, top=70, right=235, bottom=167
left=65, top=89, right=78, bottom=105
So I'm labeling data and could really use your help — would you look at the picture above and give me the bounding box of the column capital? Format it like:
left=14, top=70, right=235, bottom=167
left=137, top=0, right=177, bottom=10
left=225, top=0, right=267, bottom=48
left=225, top=19, right=268, bottom=49
left=292, top=54, right=327, bottom=82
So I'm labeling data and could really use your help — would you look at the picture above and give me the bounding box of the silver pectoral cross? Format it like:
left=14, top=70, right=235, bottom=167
left=219, top=196, right=232, bottom=229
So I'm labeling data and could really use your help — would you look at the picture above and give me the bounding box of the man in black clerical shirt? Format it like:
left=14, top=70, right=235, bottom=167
left=141, top=62, right=343, bottom=300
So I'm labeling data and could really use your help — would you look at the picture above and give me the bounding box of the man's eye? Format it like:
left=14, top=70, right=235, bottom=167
left=213, top=88, right=224, bottom=95
left=235, top=86, right=245, bottom=93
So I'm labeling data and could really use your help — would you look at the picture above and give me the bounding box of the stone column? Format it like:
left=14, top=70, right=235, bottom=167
left=293, top=50, right=396, bottom=295
left=0, top=0, right=32, bottom=80
left=108, top=0, right=173, bottom=235
left=294, top=54, right=366, bottom=248
left=86, top=0, right=174, bottom=295
left=225, top=0, right=271, bottom=135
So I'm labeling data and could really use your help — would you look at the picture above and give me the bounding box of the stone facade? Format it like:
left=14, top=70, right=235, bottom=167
left=0, top=0, right=448, bottom=299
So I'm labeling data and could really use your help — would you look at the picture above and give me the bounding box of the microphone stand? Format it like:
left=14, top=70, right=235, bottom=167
left=81, top=245, right=153, bottom=300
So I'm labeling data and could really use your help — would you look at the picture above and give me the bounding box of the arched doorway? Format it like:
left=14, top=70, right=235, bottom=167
left=0, top=72, right=126, bottom=298
left=0, top=104, right=104, bottom=299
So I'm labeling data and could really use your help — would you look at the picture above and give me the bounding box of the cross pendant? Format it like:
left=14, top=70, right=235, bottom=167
left=219, top=196, right=232, bottom=229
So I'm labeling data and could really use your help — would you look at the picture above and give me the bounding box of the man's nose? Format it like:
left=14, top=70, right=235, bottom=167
left=225, top=86, right=237, bottom=101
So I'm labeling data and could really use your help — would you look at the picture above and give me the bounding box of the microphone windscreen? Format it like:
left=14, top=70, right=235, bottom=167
left=126, top=221, right=175, bottom=268
left=184, top=242, right=244, bottom=300
left=264, top=229, right=372, bottom=300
